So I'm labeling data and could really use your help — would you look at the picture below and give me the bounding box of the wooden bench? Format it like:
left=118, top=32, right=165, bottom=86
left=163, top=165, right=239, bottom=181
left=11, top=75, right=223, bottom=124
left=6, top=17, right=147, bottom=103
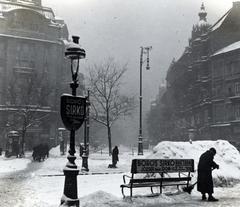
left=120, top=159, right=194, bottom=197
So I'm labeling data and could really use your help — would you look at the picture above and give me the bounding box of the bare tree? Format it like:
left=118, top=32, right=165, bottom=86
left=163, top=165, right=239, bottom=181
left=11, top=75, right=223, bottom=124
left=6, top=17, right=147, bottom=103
left=6, top=70, right=54, bottom=156
left=87, top=58, right=135, bottom=155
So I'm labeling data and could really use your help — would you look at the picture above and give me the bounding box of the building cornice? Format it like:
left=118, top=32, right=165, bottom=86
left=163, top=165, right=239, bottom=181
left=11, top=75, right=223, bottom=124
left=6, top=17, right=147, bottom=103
left=0, top=33, right=64, bottom=44
left=0, top=0, right=54, bottom=20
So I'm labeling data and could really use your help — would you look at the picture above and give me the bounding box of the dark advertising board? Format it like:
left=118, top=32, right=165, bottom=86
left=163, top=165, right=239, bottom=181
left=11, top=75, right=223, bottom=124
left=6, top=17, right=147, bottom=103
left=60, top=94, right=86, bottom=131
left=132, top=159, right=194, bottom=173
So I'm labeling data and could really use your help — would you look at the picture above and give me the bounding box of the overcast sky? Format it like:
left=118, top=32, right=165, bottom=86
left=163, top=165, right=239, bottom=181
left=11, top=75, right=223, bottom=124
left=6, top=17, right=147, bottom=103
left=42, top=0, right=233, bottom=104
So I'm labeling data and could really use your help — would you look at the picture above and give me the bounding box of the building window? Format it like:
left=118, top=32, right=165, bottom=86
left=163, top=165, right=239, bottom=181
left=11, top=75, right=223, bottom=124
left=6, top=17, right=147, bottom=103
left=226, top=62, right=233, bottom=77
left=226, top=61, right=239, bottom=77
left=212, top=59, right=224, bottom=78
left=226, top=104, right=233, bottom=121
left=0, top=42, right=5, bottom=59
left=213, top=83, right=224, bottom=98
left=195, top=113, right=200, bottom=125
left=234, top=104, right=240, bottom=120
left=204, top=109, right=209, bottom=124
left=235, top=82, right=240, bottom=96
left=16, top=43, right=35, bottom=68
left=214, top=103, right=224, bottom=122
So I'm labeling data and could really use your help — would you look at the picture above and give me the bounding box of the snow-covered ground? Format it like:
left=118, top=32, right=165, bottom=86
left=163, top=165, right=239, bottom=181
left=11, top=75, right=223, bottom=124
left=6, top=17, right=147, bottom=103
left=0, top=140, right=240, bottom=207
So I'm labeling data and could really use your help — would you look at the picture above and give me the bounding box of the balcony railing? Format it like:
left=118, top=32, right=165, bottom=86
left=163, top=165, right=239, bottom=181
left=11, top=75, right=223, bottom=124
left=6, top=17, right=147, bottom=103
left=229, top=94, right=240, bottom=101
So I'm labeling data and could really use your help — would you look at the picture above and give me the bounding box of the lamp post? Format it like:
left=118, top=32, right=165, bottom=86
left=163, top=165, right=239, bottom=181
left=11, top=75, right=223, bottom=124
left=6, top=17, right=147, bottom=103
left=138, top=46, right=152, bottom=156
left=82, top=89, right=90, bottom=171
left=60, top=36, right=86, bottom=207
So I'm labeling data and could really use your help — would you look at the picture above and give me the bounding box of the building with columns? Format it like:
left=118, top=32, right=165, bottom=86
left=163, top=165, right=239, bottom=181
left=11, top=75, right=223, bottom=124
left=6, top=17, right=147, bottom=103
left=0, top=0, right=71, bottom=150
left=158, top=2, right=240, bottom=145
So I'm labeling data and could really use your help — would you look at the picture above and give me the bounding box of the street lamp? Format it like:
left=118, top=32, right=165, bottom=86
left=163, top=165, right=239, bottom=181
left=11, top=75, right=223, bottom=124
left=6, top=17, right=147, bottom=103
left=82, top=89, right=90, bottom=171
left=60, top=36, right=86, bottom=207
left=138, top=46, right=152, bottom=156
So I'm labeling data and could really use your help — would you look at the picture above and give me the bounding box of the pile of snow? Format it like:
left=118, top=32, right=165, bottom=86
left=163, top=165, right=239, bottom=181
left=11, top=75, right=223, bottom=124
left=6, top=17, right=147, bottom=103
left=81, top=191, right=120, bottom=207
left=80, top=190, right=180, bottom=207
left=148, top=140, right=240, bottom=186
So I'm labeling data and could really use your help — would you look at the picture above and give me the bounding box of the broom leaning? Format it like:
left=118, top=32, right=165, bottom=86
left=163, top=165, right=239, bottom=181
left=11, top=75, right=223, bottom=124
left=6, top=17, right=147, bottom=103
left=182, top=168, right=215, bottom=194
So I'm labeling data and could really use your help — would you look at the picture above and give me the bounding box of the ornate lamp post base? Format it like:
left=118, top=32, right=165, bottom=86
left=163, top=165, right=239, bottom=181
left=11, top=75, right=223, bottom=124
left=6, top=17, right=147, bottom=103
left=138, top=135, right=143, bottom=155
left=60, top=154, right=80, bottom=207
left=60, top=196, right=79, bottom=207
left=81, top=152, right=89, bottom=172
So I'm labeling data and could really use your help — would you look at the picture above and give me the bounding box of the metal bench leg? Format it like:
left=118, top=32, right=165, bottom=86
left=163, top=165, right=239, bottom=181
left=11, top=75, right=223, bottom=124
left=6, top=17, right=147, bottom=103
left=121, top=187, right=125, bottom=198
left=151, top=186, right=154, bottom=194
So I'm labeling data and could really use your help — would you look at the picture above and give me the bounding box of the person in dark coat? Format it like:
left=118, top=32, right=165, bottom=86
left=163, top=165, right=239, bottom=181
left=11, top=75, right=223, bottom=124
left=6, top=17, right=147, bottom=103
left=197, top=147, right=219, bottom=202
left=112, top=146, right=119, bottom=168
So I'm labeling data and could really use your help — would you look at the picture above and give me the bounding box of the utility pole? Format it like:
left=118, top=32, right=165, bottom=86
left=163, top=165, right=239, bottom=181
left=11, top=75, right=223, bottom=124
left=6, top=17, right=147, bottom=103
left=138, top=46, right=152, bottom=155
left=82, top=89, right=90, bottom=171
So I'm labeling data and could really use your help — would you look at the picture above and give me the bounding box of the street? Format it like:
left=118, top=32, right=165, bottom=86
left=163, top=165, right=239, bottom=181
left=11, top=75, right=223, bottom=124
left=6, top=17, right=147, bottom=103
left=0, top=145, right=240, bottom=207
left=0, top=160, right=43, bottom=207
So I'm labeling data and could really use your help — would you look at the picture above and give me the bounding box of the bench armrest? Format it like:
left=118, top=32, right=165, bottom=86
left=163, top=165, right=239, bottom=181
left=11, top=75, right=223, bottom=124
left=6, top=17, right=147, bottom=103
left=123, top=174, right=132, bottom=184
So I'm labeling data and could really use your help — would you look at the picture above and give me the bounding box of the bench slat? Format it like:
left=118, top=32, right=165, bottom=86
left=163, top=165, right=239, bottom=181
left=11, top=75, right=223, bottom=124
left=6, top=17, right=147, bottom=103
left=130, top=177, right=191, bottom=184
left=121, top=181, right=189, bottom=189
left=121, top=182, right=163, bottom=188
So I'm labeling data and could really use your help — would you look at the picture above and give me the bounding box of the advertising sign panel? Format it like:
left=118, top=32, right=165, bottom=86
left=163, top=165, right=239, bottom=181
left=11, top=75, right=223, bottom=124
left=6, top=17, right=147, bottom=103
left=132, top=159, right=194, bottom=173
left=60, top=94, right=86, bottom=131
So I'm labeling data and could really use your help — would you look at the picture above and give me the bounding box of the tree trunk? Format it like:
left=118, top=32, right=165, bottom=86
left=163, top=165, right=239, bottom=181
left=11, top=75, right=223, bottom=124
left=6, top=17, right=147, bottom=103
left=107, top=125, right=112, bottom=156
left=21, top=128, right=26, bottom=156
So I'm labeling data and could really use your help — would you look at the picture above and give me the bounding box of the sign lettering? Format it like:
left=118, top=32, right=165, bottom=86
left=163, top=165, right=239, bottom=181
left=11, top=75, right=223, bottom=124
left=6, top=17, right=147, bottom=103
left=66, top=105, right=85, bottom=116
left=132, top=159, right=194, bottom=173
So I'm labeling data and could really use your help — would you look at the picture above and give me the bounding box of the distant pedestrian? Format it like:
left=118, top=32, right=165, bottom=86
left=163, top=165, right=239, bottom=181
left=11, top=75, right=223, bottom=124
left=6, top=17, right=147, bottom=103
left=112, top=146, right=119, bottom=168
left=197, top=147, right=219, bottom=202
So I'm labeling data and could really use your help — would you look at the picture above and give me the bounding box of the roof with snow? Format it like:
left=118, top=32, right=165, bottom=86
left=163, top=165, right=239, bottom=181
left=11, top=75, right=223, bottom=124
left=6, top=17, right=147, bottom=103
left=210, top=2, right=240, bottom=32
left=210, top=9, right=231, bottom=32
left=212, top=40, right=240, bottom=57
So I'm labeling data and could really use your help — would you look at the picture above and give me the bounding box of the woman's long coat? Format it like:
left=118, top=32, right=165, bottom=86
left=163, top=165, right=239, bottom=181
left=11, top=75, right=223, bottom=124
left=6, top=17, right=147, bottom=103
left=112, top=147, right=119, bottom=165
left=197, top=150, right=218, bottom=194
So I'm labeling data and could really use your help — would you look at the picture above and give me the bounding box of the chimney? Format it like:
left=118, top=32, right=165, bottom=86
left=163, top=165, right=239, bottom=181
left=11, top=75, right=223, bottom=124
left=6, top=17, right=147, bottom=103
left=233, top=1, right=240, bottom=8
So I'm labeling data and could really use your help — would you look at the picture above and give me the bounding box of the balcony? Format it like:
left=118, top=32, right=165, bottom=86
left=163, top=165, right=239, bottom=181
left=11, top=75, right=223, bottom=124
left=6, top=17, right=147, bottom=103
left=210, top=123, right=231, bottom=128
left=199, top=98, right=211, bottom=106
left=211, top=98, right=224, bottom=103
left=200, top=76, right=210, bottom=83
left=229, top=94, right=240, bottom=102
left=13, top=66, right=35, bottom=75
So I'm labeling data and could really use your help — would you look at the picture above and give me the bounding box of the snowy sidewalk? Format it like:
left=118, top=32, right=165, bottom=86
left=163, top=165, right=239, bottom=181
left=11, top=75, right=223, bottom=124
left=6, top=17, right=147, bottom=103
left=1, top=141, right=240, bottom=206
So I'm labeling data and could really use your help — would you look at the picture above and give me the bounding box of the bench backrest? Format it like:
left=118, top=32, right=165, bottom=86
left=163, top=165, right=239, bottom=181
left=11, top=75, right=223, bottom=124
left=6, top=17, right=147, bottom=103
left=131, top=159, right=194, bottom=174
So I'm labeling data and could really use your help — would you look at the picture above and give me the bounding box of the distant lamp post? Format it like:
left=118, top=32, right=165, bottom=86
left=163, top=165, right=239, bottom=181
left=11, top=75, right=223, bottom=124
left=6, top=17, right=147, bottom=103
left=82, top=89, right=90, bottom=171
left=188, top=128, right=195, bottom=144
left=60, top=36, right=86, bottom=207
left=138, top=46, right=152, bottom=155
